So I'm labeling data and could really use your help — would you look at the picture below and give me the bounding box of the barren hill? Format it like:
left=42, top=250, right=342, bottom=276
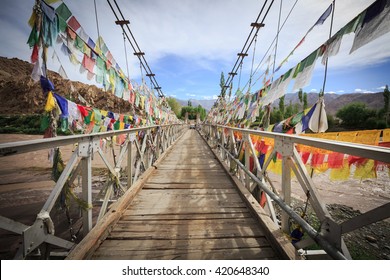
left=0, top=57, right=136, bottom=116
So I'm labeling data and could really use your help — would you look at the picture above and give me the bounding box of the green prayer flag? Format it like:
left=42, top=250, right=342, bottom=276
left=56, top=3, right=72, bottom=21
left=114, top=120, right=120, bottom=130
left=58, top=16, right=67, bottom=33
left=27, top=26, right=39, bottom=48
left=93, top=109, right=102, bottom=123
left=40, top=114, right=50, bottom=132
left=75, top=35, right=85, bottom=52
left=84, top=109, right=93, bottom=124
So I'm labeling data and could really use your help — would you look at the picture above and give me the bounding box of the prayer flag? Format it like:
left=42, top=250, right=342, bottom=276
left=350, top=0, right=390, bottom=53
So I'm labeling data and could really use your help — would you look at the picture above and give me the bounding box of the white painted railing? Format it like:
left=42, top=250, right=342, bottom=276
left=0, top=124, right=185, bottom=259
left=201, top=124, right=390, bottom=260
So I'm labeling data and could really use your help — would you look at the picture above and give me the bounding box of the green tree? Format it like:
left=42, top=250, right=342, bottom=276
left=303, top=92, right=308, bottom=110
left=298, top=88, right=303, bottom=103
left=383, top=85, right=389, bottom=125
left=220, top=72, right=226, bottom=99
left=167, top=97, right=182, bottom=118
left=278, top=96, right=285, bottom=119
left=336, top=102, right=377, bottom=128
left=188, top=100, right=192, bottom=107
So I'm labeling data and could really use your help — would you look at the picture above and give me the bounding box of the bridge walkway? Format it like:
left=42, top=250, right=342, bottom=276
left=90, top=129, right=281, bottom=260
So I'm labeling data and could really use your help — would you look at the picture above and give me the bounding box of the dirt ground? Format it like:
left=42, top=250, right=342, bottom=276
left=0, top=133, right=389, bottom=259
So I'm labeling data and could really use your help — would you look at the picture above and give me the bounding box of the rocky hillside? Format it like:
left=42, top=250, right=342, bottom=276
left=0, top=57, right=137, bottom=116
left=275, top=92, right=384, bottom=115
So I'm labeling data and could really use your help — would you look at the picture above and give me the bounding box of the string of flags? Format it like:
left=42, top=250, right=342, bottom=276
left=209, top=0, right=390, bottom=130
left=230, top=128, right=390, bottom=181
left=27, top=0, right=169, bottom=113
left=40, top=76, right=179, bottom=137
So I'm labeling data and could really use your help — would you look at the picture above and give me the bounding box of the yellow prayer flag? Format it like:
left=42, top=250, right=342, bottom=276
left=355, top=130, right=380, bottom=145
left=329, top=160, right=350, bottom=180
left=28, top=12, right=36, bottom=28
left=382, top=129, right=390, bottom=142
left=45, top=91, right=56, bottom=112
left=354, top=159, right=376, bottom=180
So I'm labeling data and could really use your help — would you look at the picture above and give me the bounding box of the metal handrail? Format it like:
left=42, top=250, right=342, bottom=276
left=0, top=124, right=186, bottom=259
left=202, top=123, right=390, bottom=260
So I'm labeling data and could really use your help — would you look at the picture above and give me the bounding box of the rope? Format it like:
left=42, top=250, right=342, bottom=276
left=272, top=0, right=283, bottom=78
left=122, top=29, right=130, bottom=80
left=321, top=0, right=336, bottom=96
left=94, top=0, right=101, bottom=46
left=248, top=33, right=258, bottom=91
left=237, top=62, right=243, bottom=91
left=242, top=0, right=299, bottom=90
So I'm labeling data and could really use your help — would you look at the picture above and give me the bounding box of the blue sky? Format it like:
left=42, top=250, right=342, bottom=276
left=0, top=0, right=389, bottom=101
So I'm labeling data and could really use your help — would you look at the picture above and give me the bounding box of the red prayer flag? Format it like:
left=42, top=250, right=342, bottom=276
left=82, top=54, right=95, bottom=73
left=31, top=45, right=39, bottom=63
left=328, top=152, right=344, bottom=168
left=67, top=16, right=81, bottom=31
left=311, top=153, right=325, bottom=167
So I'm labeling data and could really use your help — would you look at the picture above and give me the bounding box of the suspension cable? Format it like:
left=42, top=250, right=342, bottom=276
left=93, top=0, right=101, bottom=46
left=224, top=0, right=274, bottom=91
left=248, top=33, right=258, bottom=92
left=107, top=0, right=165, bottom=98
left=272, top=0, right=283, bottom=78
left=321, top=0, right=336, bottom=96
left=122, top=29, right=130, bottom=80
left=243, top=0, right=299, bottom=90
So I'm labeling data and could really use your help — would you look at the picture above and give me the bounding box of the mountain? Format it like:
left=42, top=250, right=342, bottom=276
left=177, top=98, right=216, bottom=111
left=273, top=92, right=384, bottom=116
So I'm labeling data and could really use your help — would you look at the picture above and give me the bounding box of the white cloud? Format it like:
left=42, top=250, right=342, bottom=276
left=337, top=90, right=345, bottom=93
left=186, top=93, right=196, bottom=97
left=202, top=95, right=218, bottom=100
left=326, top=91, right=336, bottom=94
left=0, top=0, right=388, bottom=100
left=377, top=86, right=386, bottom=90
left=310, top=89, right=317, bottom=92
left=354, top=88, right=374, bottom=93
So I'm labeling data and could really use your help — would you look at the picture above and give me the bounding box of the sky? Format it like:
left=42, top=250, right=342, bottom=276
left=0, top=0, right=389, bottom=101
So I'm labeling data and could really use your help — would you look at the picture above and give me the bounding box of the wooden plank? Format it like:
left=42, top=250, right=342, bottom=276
left=120, top=212, right=253, bottom=221
left=143, top=183, right=233, bottom=189
left=146, top=178, right=232, bottom=184
left=91, top=247, right=277, bottom=260
left=123, top=206, right=249, bottom=216
left=96, top=237, right=270, bottom=251
left=136, top=189, right=238, bottom=195
left=95, top=237, right=269, bottom=252
left=115, top=219, right=258, bottom=227
left=107, top=228, right=265, bottom=239
left=132, top=193, right=243, bottom=202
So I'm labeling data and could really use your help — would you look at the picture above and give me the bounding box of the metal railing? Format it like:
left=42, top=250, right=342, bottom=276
left=0, top=124, right=185, bottom=259
left=201, top=124, right=390, bottom=260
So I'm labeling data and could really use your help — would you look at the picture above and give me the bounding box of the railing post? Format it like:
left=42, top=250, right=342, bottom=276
left=127, top=134, right=133, bottom=189
left=274, top=136, right=294, bottom=233
left=244, top=133, right=251, bottom=190
left=81, top=154, right=92, bottom=237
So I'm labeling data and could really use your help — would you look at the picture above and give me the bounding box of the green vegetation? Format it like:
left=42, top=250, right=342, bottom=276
left=0, top=114, right=73, bottom=135
left=219, top=72, right=226, bottom=99
left=336, top=102, right=382, bottom=129
left=167, top=97, right=182, bottom=119
left=0, top=115, right=42, bottom=134
left=181, top=104, right=206, bottom=121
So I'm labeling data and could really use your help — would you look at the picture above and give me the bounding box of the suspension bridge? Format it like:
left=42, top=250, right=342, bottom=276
left=1, top=0, right=390, bottom=261
left=0, top=124, right=389, bottom=260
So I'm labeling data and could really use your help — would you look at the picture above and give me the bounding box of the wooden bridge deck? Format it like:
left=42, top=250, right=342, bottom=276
left=91, top=129, right=281, bottom=260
